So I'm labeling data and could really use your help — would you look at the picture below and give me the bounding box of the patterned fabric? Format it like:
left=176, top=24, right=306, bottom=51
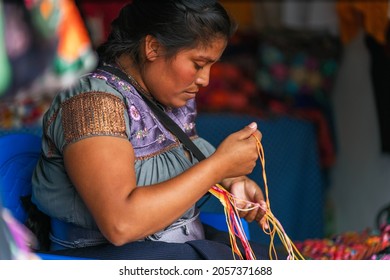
left=62, top=92, right=127, bottom=146
left=0, top=0, right=96, bottom=132
left=0, top=0, right=96, bottom=98
left=295, top=225, right=390, bottom=260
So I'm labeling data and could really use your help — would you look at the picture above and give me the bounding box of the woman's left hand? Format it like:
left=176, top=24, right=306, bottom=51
left=222, top=176, right=267, bottom=227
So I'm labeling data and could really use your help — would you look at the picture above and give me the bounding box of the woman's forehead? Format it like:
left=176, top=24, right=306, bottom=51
left=181, top=37, right=228, bottom=58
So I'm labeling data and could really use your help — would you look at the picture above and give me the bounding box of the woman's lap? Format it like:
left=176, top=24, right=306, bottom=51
left=44, top=224, right=272, bottom=260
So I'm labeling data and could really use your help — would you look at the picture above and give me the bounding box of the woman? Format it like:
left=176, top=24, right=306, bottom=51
left=31, top=0, right=268, bottom=259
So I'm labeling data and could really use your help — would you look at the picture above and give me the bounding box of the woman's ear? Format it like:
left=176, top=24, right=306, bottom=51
left=144, top=35, right=161, bottom=61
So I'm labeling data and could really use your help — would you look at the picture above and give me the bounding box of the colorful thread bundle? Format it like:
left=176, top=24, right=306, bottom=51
left=208, top=185, right=256, bottom=260
left=209, top=135, right=305, bottom=260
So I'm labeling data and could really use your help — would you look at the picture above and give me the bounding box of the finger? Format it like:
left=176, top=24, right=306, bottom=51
left=239, top=209, right=248, bottom=219
left=251, top=130, right=262, bottom=142
left=257, top=201, right=268, bottom=229
left=259, top=216, right=269, bottom=230
left=253, top=189, right=265, bottom=204
left=237, top=202, right=250, bottom=218
left=243, top=204, right=258, bottom=223
left=237, top=122, right=258, bottom=140
left=254, top=202, right=266, bottom=222
left=238, top=202, right=255, bottom=219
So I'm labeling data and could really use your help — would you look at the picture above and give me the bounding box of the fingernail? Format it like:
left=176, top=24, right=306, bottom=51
left=248, top=122, right=257, bottom=129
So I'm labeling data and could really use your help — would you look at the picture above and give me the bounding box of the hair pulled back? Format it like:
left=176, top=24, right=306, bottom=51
left=97, top=0, right=237, bottom=65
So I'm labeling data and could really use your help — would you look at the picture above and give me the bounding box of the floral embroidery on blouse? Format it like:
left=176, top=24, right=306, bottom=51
left=183, top=122, right=195, bottom=132
left=136, top=128, right=148, bottom=139
left=90, top=73, right=108, bottom=81
left=117, top=81, right=132, bottom=91
left=157, top=134, right=166, bottom=143
left=129, top=105, right=141, bottom=121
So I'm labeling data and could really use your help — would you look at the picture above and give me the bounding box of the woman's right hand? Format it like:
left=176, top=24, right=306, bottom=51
left=211, top=122, right=262, bottom=179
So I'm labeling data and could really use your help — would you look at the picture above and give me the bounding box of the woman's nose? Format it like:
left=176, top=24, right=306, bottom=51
left=195, top=68, right=210, bottom=88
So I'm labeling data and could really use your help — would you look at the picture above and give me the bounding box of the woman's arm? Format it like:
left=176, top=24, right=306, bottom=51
left=64, top=123, right=261, bottom=245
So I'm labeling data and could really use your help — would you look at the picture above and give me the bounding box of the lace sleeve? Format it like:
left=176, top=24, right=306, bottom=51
left=61, top=92, right=127, bottom=146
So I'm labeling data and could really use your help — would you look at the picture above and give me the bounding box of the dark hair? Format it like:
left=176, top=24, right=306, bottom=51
left=97, top=0, right=237, bottom=65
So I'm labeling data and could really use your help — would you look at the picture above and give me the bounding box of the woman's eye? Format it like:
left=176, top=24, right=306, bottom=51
left=194, top=63, right=204, bottom=70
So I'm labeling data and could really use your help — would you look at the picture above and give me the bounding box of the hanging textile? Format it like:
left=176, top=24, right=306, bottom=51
left=336, top=0, right=389, bottom=45
left=0, top=0, right=97, bottom=129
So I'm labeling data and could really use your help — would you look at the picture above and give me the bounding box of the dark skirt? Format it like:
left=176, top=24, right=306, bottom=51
left=41, top=224, right=275, bottom=260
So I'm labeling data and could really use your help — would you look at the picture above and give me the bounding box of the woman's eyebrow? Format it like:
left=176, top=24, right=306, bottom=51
left=196, top=56, right=219, bottom=63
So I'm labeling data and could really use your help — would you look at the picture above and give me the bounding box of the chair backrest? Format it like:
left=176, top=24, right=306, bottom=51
left=0, top=133, right=92, bottom=260
left=0, top=133, right=41, bottom=223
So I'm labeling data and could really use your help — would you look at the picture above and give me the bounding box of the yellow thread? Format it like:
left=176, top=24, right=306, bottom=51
left=209, top=134, right=305, bottom=260
left=252, top=134, right=305, bottom=260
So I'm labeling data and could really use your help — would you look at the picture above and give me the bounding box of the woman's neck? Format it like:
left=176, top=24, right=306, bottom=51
left=116, top=55, right=153, bottom=100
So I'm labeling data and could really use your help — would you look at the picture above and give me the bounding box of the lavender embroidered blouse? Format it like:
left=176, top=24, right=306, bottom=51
left=31, top=68, right=216, bottom=237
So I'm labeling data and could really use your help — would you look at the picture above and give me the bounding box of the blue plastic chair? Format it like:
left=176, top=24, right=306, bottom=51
left=0, top=133, right=41, bottom=223
left=200, top=212, right=251, bottom=240
left=0, top=133, right=87, bottom=259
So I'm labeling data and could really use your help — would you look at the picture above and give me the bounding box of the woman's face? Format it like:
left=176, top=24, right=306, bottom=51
left=142, top=37, right=227, bottom=108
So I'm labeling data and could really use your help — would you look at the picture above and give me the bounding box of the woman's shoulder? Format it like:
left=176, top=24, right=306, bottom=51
left=59, top=74, right=124, bottom=102
left=43, top=73, right=129, bottom=150
left=43, top=73, right=128, bottom=128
